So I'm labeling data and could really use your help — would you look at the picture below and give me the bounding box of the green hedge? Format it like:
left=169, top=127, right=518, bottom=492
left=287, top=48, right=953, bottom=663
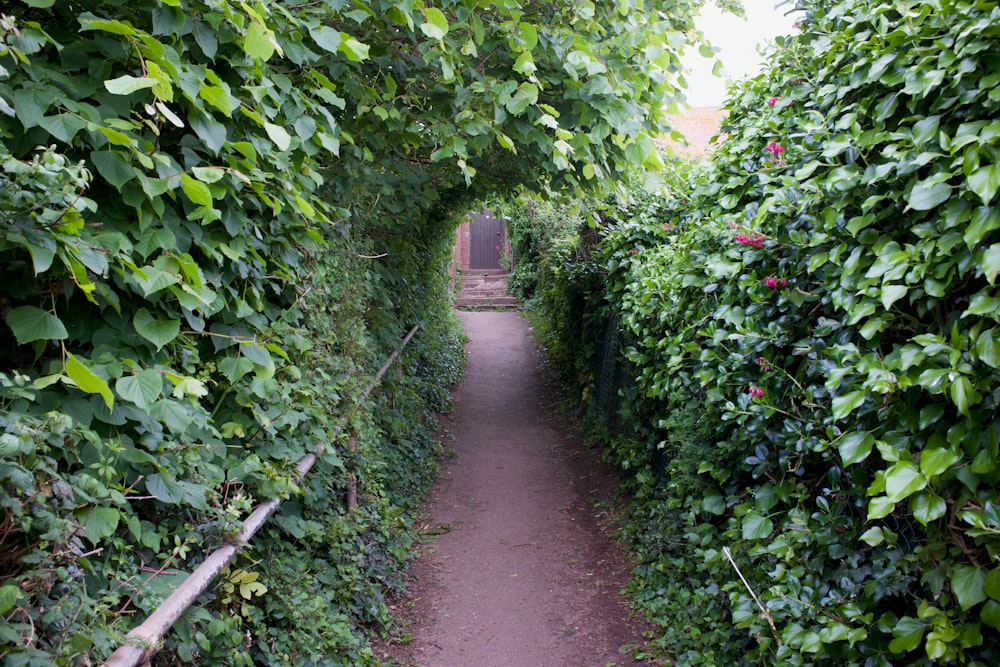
left=517, top=0, right=1000, bottom=664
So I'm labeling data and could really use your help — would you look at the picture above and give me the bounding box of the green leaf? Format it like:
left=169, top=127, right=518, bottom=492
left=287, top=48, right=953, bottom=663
left=952, top=565, right=987, bottom=610
left=949, top=374, right=975, bottom=416
left=859, top=526, right=886, bottom=546
left=885, top=461, right=927, bottom=503
left=983, top=244, right=1000, bottom=284
left=192, top=166, right=226, bottom=184
left=420, top=7, right=450, bottom=40
left=65, top=353, right=114, bottom=411
left=219, top=356, right=254, bottom=382
left=239, top=341, right=272, bottom=366
left=742, top=511, right=773, bottom=540
left=0, top=585, right=21, bottom=615
left=513, top=50, right=536, bottom=75
left=264, top=122, right=292, bottom=151
left=146, top=472, right=181, bottom=503
left=985, top=568, right=1000, bottom=601
left=5, top=306, right=68, bottom=344
left=149, top=399, right=195, bottom=434
left=969, top=164, right=1000, bottom=205
left=965, top=206, right=1000, bottom=247
left=867, top=496, right=896, bottom=520
left=309, top=25, right=341, bottom=52
left=506, top=83, right=538, bottom=115
left=982, top=600, right=1000, bottom=630
left=39, top=113, right=87, bottom=142
left=76, top=507, right=120, bottom=545
left=702, top=491, right=726, bottom=515
left=133, top=308, right=181, bottom=350
left=91, top=150, right=135, bottom=190
left=104, top=75, right=158, bottom=95
left=832, top=390, right=865, bottom=420
left=23, top=0, right=56, bottom=7
left=198, top=84, right=232, bottom=116
left=920, top=447, right=962, bottom=479
left=244, top=22, right=275, bottom=61
left=910, top=492, right=947, bottom=525
left=181, top=173, right=213, bottom=206
left=116, top=369, right=164, bottom=410
left=907, top=180, right=951, bottom=211
left=190, top=112, right=228, bottom=154
left=838, top=431, right=875, bottom=465
left=881, top=284, right=907, bottom=310
left=889, top=616, right=926, bottom=653
left=338, top=35, right=369, bottom=61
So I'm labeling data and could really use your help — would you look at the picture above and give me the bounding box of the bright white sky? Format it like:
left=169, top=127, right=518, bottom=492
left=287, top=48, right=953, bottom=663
left=682, top=1, right=800, bottom=107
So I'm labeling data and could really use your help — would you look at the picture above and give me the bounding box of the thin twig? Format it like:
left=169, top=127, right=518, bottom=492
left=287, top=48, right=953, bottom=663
left=723, top=546, right=776, bottom=631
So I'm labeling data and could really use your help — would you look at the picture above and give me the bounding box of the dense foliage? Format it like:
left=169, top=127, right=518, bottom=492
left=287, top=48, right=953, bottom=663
left=512, top=0, right=1000, bottom=664
left=0, top=0, right=706, bottom=663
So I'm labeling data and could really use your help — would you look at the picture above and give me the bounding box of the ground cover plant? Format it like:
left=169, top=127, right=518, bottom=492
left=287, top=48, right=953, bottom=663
left=0, top=0, right=709, bottom=663
left=511, top=0, right=1000, bottom=664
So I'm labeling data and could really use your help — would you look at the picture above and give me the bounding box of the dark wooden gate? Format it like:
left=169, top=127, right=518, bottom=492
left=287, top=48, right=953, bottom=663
left=469, top=210, right=504, bottom=270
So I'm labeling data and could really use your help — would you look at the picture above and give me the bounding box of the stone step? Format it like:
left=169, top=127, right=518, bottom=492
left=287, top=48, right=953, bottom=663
left=460, top=275, right=509, bottom=286
left=461, top=269, right=509, bottom=276
left=454, top=295, right=519, bottom=309
left=454, top=270, right=516, bottom=309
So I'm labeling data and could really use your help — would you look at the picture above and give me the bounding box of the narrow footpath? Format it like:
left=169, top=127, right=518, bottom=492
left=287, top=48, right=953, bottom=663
left=379, top=311, right=655, bottom=667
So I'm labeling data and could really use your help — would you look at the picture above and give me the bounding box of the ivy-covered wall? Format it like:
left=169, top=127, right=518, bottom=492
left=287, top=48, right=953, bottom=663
left=512, top=0, right=1000, bottom=664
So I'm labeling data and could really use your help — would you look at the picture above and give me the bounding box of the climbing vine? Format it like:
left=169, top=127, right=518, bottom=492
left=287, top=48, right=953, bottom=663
left=514, top=0, right=1000, bottom=664
left=0, top=0, right=706, bottom=663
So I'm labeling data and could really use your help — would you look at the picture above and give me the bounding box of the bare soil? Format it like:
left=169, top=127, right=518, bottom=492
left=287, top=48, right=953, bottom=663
left=376, top=311, right=660, bottom=667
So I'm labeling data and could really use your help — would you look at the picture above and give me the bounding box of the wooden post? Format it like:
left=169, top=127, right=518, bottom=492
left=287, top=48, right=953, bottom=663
left=346, top=435, right=358, bottom=513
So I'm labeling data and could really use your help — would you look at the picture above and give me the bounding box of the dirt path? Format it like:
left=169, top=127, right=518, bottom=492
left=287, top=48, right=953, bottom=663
left=379, top=311, right=655, bottom=667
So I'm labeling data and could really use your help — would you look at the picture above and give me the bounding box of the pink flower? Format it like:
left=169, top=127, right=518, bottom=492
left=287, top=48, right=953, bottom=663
left=748, top=386, right=765, bottom=399
left=764, top=276, right=788, bottom=288
left=766, top=141, right=785, bottom=155
left=734, top=233, right=765, bottom=248
left=767, top=96, right=780, bottom=106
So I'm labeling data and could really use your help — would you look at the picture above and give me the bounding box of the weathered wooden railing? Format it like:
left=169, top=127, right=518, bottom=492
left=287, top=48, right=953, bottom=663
left=103, top=324, right=420, bottom=667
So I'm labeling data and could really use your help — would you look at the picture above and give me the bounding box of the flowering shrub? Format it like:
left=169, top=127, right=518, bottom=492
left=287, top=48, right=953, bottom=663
left=524, top=0, right=1000, bottom=664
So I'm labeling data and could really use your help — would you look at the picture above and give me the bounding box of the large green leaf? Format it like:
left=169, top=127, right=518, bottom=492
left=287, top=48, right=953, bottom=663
left=65, top=353, right=114, bottom=411
left=837, top=431, right=875, bottom=465
left=104, top=75, right=157, bottom=95
left=5, top=306, right=68, bottom=344
left=180, top=173, right=213, bottom=206
left=91, top=149, right=136, bottom=190
left=420, top=7, right=450, bottom=40
left=919, top=447, right=962, bottom=479
left=969, top=164, right=1000, bottom=205
left=76, top=507, right=120, bottom=545
left=952, top=566, right=987, bottom=610
left=133, top=308, right=181, bottom=350
left=888, top=616, right=926, bottom=653
left=907, top=180, right=951, bottom=211
left=741, top=511, right=774, bottom=540
left=116, top=369, right=164, bottom=410
left=244, top=22, right=276, bottom=61
left=831, top=390, right=866, bottom=420
left=264, top=122, right=292, bottom=151
left=884, top=461, right=927, bottom=502
left=910, top=492, right=947, bottom=525
left=38, top=113, right=87, bottom=142
left=309, top=25, right=341, bottom=52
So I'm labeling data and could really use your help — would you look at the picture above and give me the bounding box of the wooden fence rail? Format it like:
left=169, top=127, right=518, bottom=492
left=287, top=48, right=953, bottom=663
left=103, top=324, right=421, bottom=667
